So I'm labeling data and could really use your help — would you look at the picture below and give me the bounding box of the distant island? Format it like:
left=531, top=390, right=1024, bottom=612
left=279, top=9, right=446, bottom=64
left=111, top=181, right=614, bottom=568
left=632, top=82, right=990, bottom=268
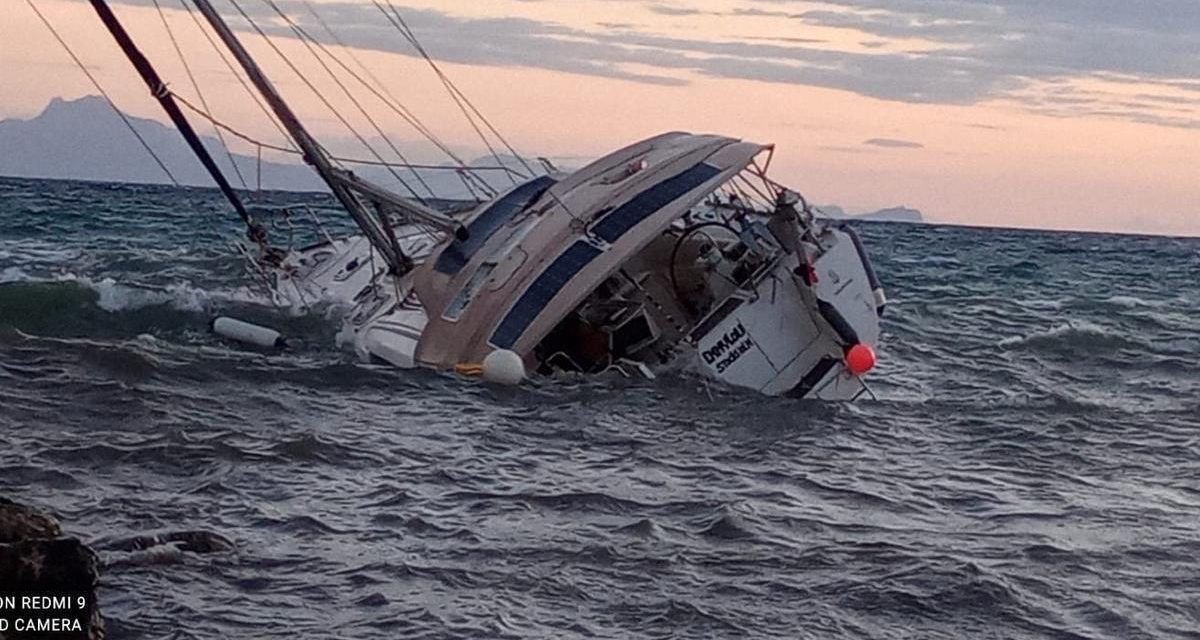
left=816, top=204, right=925, bottom=223
left=1, top=96, right=925, bottom=222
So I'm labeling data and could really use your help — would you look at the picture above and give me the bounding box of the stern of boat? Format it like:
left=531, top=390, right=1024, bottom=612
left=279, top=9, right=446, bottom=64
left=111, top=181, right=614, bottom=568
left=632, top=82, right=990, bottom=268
left=691, top=224, right=883, bottom=399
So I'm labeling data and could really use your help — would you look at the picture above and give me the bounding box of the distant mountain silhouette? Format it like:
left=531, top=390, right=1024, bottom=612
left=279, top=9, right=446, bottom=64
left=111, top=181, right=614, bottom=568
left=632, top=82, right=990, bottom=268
left=818, top=204, right=925, bottom=223
left=0, top=96, right=326, bottom=191
left=1, top=97, right=921, bottom=221
left=0, top=96, right=534, bottom=197
left=856, top=206, right=924, bottom=222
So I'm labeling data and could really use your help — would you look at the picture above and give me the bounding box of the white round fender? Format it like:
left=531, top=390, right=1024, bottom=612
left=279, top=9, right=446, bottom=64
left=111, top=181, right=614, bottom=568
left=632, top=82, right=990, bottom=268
left=482, top=349, right=525, bottom=385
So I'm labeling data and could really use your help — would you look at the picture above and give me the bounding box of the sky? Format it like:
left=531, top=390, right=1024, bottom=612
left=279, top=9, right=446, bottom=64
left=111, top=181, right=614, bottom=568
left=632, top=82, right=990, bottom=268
left=3, top=0, right=1199, bottom=236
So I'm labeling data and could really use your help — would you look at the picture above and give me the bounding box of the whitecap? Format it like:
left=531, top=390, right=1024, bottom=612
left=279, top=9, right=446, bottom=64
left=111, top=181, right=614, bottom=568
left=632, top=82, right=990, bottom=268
left=997, top=320, right=1115, bottom=348
left=49, top=272, right=276, bottom=313
left=1104, top=295, right=1157, bottom=309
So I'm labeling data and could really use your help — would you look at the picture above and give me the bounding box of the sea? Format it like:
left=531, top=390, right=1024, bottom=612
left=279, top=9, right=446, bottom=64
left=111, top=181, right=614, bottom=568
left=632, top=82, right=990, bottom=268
left=1, top=175, right=1197, bottom=639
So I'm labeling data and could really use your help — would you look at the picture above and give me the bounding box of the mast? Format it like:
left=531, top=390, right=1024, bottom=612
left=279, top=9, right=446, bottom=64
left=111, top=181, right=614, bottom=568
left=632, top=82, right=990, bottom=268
left=189, top=0, right=465, bottom=274
left=87, top=0, right=252, bottom=225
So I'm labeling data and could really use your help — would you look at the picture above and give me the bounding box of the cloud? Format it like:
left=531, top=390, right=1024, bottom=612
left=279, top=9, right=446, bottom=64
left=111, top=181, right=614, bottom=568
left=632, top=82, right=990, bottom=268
left=863, top=138, right=924, bottom=149
left=819, top=145, right=875, bottom=154
left=770, top=1, right=1200, bottom=105
left=87, top=0, right=690, bottom=86
left=81, top=0, right=1200, bottom=130
left=645, top=4, right=705, bottom=17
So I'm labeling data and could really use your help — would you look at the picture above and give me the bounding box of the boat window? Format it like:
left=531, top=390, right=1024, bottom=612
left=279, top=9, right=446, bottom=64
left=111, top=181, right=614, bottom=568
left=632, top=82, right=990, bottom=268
left=611, top=309, right=659, bottom=357
left=490, top=240, right=603, bottom=349
left=434, top=175, right=556, bottom=275
left=443, top=263, right=496, bottom=321
left=590, top=163, right=722, bottom=243
left=493, top=214, right=540, bottom=260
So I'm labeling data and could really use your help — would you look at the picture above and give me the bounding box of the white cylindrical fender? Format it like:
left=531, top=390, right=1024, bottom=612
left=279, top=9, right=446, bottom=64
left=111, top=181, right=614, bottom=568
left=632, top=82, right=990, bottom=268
left=212, top=316, right=285, bottom=349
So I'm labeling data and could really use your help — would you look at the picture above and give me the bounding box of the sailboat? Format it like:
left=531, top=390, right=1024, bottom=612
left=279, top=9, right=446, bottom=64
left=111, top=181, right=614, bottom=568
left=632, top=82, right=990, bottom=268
left=81, top=0, right=886, bottom=398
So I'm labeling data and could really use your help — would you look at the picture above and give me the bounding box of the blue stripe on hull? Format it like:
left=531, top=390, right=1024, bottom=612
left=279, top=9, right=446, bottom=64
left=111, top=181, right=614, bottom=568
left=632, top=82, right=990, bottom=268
left=490, top=241, right=603, bottom=349
left=591, top=163, right=721, bottom=243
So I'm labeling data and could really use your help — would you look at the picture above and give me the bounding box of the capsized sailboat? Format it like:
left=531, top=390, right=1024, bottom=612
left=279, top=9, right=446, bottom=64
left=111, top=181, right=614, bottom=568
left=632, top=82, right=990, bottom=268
left=85, top=0, right=886, bottom=398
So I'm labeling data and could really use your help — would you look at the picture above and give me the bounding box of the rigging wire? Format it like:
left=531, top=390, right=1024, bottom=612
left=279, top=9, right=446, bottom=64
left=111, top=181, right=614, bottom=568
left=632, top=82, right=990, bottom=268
left=223, top=0, right=426, bottom=203
left=24, top=0, right=180, bottom=186
left=177, top=0, right=299, bottom=156
left=732, top=172, right=773, bottom=209
left=152, top=0, right=249, bottom=190
left=297, top=0, right=481, bottom=184
left=259, top=0, right=438, bottom=201
left=457, top=170, right=482, bottom=201
left=166, top=91, right=522, bottom=175
left=39, top=0, right=530, bottom=206
left=379, top=1, right=514, bottom=180
left=374, top=1, right=531, bottom=183
left=383, top=0, right=534, bottom=179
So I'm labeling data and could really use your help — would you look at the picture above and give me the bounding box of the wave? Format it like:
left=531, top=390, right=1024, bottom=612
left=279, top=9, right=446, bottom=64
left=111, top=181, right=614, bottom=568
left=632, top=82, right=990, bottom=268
left=997, top=320, right=1148, bottom=352
left=0, top=238, right=82, bottom=264
left=13, top=272, right=271, bottom=313
left=6, top=179, right=1200, bottom=640
left=1104, top=295, right=1159, bottom=309
left=0, top=274, right=285, bottom=340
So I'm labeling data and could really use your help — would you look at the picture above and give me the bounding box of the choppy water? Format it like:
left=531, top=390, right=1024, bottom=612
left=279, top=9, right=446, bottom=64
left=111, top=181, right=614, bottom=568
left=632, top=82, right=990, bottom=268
left=1, top=175, right=1198, bottom=639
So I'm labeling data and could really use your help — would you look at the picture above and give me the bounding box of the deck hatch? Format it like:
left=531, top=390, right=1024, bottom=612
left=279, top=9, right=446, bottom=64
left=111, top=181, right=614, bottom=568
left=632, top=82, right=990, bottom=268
left=590, top=162, right=722, bottom=243
left=490, top=240, right=604, bottom=349
left=435, top=175, right=556, bottom=275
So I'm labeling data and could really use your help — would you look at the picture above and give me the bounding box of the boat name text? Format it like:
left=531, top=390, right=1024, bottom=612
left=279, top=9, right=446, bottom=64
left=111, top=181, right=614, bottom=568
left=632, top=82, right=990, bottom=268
left=702, top=321, right=755, bottom=374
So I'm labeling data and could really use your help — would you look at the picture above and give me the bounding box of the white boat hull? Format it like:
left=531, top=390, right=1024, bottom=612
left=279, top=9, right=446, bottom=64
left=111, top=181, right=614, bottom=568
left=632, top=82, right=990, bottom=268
left=251, top=134, right=886, bottom=400
left=273, top=225, right=880, bottom=399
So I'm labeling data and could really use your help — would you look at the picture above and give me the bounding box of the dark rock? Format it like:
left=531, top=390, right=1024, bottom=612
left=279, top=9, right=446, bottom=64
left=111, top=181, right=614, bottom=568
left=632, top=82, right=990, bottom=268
left=0, top=498, right=62, bottom=542
left=0, top=498, right=104, bottom=640
left=100, top=530, right=235, bottom=568
left=0, top=538, right=101, bottom=590
left=102, top=530, right=234, bottom=555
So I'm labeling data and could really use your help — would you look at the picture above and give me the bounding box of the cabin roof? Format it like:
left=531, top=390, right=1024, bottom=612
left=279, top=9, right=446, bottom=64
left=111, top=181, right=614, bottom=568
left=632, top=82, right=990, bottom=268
left=413, top=132, right=770, bottom=368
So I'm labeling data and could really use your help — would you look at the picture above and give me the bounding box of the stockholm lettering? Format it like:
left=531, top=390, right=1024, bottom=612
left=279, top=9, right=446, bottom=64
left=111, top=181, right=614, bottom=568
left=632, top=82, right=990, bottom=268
left=701, top=321, right=755, bottom=374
